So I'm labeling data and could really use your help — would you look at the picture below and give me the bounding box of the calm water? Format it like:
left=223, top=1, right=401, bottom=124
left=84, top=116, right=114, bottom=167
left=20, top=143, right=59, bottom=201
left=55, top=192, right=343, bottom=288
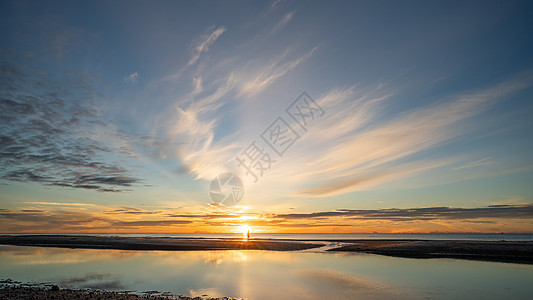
left=1, top=245, right=532, bottom=299
left=3, top=232, right=533, bottom=241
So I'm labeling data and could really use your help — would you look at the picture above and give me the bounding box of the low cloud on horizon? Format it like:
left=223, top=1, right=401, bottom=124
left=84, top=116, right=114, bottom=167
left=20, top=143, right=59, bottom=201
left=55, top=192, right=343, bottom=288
left=1, top=203, right=532, bottom=233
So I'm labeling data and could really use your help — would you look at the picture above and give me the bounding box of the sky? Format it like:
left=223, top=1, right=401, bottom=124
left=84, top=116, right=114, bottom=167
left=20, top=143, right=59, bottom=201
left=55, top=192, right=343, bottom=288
left=1, top=0, right=533, bottom=233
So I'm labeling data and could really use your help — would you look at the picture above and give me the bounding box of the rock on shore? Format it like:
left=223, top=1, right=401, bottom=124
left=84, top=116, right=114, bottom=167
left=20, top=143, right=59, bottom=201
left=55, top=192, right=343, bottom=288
left=0, top=285, right=243, bottom=300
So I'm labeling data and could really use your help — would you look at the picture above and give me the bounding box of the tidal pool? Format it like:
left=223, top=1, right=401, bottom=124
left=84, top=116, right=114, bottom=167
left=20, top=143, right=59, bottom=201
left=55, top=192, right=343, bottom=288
left=1, top=245, right=532, bottom=299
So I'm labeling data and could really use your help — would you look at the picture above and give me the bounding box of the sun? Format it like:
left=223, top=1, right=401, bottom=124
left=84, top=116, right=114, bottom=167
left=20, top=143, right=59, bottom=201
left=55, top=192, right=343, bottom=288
left=237, top=225, right=250, bottom=235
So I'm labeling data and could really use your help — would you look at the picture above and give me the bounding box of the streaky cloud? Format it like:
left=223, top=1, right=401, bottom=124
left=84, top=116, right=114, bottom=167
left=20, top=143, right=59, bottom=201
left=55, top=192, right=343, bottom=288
left=238, top=45, right=320, bottom=97
left=163, top=26, right=227, bottom=81
left=274, top=203, right=533, bottom=221
left=285, top=71, right=533, bottom=197
left=453, top=157, right=494, bottom=170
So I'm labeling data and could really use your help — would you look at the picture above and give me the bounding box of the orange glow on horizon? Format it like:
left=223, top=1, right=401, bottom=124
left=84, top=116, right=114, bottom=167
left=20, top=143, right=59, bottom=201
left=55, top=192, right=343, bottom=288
left=237, top=224, right=251, bottom=236
left=2, top=204, right=532, bottom=234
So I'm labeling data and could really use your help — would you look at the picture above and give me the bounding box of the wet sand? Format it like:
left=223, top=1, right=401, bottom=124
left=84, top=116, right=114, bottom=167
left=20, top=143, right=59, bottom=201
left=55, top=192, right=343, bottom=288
left=0, top=235, right=322, bottom=251
left=329, top=239, right=533, bottom=264
left=1, top=235, right=532, bottom=264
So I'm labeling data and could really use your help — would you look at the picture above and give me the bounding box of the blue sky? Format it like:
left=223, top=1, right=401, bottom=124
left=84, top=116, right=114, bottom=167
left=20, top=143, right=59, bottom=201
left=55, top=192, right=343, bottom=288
left=1, top=0, right=533, bottom=233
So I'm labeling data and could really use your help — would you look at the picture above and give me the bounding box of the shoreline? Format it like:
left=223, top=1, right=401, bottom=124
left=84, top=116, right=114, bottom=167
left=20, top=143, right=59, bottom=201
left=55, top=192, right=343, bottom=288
left=0, top=235, right=323, bottom=251
left=0, top=282, right=241, bottom=300
left=327, top=239, right=533, bottom=264
left=1, top=235, right=532, bottom=264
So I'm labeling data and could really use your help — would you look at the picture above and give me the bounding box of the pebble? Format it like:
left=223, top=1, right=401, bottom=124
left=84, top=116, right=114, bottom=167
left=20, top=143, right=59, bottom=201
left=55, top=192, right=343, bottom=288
left=0, top=286, right=243, bottom=300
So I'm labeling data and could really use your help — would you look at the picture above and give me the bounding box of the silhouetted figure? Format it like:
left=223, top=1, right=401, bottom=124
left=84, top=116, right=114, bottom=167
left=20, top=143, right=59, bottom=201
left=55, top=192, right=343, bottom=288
left=247, top=230, right=250, bottom=240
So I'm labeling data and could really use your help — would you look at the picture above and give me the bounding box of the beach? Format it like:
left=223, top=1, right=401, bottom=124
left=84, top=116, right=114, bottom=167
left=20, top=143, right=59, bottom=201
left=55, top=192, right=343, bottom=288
left=0, top=235, right=322, bottom=251
left=1, top=235, right=532, bottom=264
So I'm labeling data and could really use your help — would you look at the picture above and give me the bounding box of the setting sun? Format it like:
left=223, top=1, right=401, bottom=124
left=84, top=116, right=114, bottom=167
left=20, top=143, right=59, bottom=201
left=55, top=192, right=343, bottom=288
left=237, top=225, right=251, bottom=235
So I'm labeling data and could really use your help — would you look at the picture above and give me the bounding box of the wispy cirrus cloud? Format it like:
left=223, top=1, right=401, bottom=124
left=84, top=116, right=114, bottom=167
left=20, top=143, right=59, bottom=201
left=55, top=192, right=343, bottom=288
left=271, top=0, right=286, bottom=10
left=154, top=13, right=532, bottom=202
left=158, top=32, right=532, bottom=200
left=262, top=72, right=533, bottom=198
left=163, top=26, right=227, bottom=81
left=294, top=160, right=452, bottom=197
left=270, top=11, right=294, bottom=35
left=188, top=26, right=227, bottom=67
left=166, top=74, right=240, bottom=180
left=155, top=23, right=322, bottom=181
left=453, top=157, right=494, bottom=170
left=238, top=45, right=319, bottom=97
